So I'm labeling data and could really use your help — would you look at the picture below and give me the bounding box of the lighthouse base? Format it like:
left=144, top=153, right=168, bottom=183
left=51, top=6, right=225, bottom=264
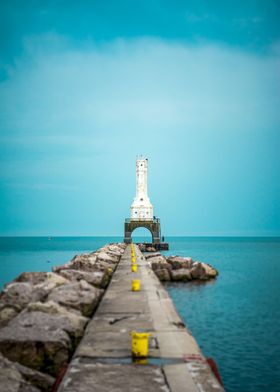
left=124, top=218, right=169, bottom=250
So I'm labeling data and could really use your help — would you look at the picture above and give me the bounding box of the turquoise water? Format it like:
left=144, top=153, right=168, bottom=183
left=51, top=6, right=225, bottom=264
left=0, top=236, right=279, bottom=391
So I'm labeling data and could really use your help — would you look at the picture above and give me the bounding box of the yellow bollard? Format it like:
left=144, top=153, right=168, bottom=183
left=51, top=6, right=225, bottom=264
left=131, top=331, right=151, bottom=358
left=132, top=279, right=140, bottom=291
left=131, top=264, right=138, bottom=272
left=131, top=255, right=136, bottom=263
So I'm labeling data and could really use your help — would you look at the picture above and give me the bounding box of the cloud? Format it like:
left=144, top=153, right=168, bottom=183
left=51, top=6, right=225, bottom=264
left=0, top=33, right=279, bottom=144
left=0, top=33, right=279, bottom=235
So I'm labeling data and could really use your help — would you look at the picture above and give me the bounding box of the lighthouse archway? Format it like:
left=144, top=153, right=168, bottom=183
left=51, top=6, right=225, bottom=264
left=131, top=227, right=153, bottom=243
left=124, top=219, right=161, bottom=244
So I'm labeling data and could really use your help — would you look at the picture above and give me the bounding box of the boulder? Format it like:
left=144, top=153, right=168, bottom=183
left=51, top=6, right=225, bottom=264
left=58, top=269, right=109, bottom=288
left=170, top=268, right=192, bottom=281
left=201, top=262, right=219, bottom=278
left=166, top=256, right=193, bottom=270
left=154, top=268, right=171, bottom=281
left=0, top=352, right=55, bottom=392
left=14, top=272, right=67, bottom=286
left=190, top=262, right=218, bottom=280
left=26, top=301, right=88, bottom=343
left=52, top=244, right=124, bottom=275
left=0, top=311, right=72, bottom=376
left=150, top=255, right=171, bottom=272
left=47, top=280, right=103, bottom=317
left=14, top=272, right=49, bottom=285
left=96, top=251, right=119, bottom=264
left=145, top=252, right=162, bottom=260
left=0, top=282, right=45, bottom=311
left=146, top=246, right=156, bottom=252
left=0, top=306, right=19, bottom=328
left=52, top=253, right=97, bottom=273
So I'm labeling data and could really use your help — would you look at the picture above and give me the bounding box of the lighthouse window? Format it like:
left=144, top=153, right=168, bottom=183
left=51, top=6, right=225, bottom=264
left=140, top=198, right=143, bottom=201
left=135, top=212, right=137, bottom=214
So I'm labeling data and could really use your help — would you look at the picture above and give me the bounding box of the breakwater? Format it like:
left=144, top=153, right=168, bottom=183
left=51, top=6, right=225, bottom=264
left=0, top=243, right=223, bottom=391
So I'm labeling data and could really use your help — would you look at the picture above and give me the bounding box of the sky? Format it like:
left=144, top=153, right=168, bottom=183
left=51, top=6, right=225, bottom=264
left=0, top=0, right=279, bottom=236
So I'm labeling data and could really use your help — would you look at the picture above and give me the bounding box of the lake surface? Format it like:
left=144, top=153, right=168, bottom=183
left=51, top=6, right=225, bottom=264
left=0, top=236, right=279, bottom=392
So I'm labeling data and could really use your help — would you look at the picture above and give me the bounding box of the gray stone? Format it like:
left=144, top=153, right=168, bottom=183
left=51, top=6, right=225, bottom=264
left=14, top=272, right=49, bottom=285
left=167, top=256, right=193, bottom=269
left=0, top=352, right=55, bottom=392
left=26, top=301, right=89, bottom=342
left=154, top=268, right=171, bottom=281
left=0, top=311, right=72, bottom=376
left=48, top=280, right=103, bottom=317
left=96, top=251, right=119, bottom=263
left=52, top=254, right=98, bottom=273
left=0, top=282, right=45, bottom=311
left=58, top=269, right=109, bottom=288
left=190, top=262, right=218, bottom=280
left=145, top=252, right=162, bottom=259
left=148, top=254, right=167, bottom=264
left=52, top=244, right=124, bottom=275
left=0, top=306, right=19, bottom=327
left=0, top=357, right=41, bottom=392
left=170, top=268, right=192, bottom=281
left=146, top=246, right=156, bottom=252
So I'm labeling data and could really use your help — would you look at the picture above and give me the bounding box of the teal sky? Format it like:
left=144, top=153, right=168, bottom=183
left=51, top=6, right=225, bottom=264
left=0, top=0, right=279, bottom=236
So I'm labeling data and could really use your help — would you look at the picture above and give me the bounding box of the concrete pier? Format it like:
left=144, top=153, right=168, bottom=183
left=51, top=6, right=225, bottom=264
left=57, top=245, right=224, bottom=392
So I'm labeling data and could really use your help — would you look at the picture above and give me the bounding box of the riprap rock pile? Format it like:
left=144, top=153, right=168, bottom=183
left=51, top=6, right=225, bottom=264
left=0, top=243, right=125, bottom=391
left=146, top=253, right=218, bottom=281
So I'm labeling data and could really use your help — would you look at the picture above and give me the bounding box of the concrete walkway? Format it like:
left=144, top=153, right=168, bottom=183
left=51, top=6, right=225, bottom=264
left=57, top=245, right=224, bottom=392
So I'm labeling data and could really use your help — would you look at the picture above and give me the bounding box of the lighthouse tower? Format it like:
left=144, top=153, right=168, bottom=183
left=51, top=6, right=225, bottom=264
left=130, top=157, right=153, bottom=221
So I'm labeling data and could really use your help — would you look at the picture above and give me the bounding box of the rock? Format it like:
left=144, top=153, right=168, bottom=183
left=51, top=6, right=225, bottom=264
left=201, top=262, right=219, bottom=278
left=32, top=274, right=70, bottom=301
left=149, top=254, right=171, bottom=281
left=170, top=269, right=192, bottom=281
left=148, top=254, right=168, bottom=265
left=52, top=254, right=98, bottom=273
left=0, top=282, right=45, bottom=311
left=154, top=268, right=171, bottom=281
left=166, top=256, right=193, bottom=269
left=105, top=244, right=125, bottom=257
left=145, top=252, right=162, bottom=260
left=190, top=262, right=218, bottom=280
left=0, top=306, right=20, bottom=328
left=26, top=301, right=89, bottom=343
left=146, top=246, right=156, bottom=252
left=0, top=311, right=73, bottom=376
left=0, top=354, right=41, bottom=392
left=58, top=269, right=109, bottom=288
left=96, top=251, right=119, bottom=264
left=47, top=280, right=103, bottom=317
left=150, top=255, right=171, bottom=272
left=14, top=272, right=49, bottom=285
left=0, top=352, right=55, bottom=392
left=14, top=272, right=67, bottom=286
left=52, top=243, right=124, bottom=275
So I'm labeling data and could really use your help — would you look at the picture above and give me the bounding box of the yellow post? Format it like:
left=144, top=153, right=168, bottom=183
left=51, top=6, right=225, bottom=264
left=132, top=279, right=140, bottom=291
left=131, top=264, right=138, bottom=272
left=131, top=255, right=136, bottom=263
left=131, top=331, right=151, bottom=358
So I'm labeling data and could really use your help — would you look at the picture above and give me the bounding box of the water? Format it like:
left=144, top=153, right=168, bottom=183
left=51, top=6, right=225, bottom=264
left=0, top=236, right=280, bottom=391
left=164, top=237, right=280, bottom=392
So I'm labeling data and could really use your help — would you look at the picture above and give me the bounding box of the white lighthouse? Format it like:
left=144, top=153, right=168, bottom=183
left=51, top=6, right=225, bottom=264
left=130, top=157, right=154, bottom=221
